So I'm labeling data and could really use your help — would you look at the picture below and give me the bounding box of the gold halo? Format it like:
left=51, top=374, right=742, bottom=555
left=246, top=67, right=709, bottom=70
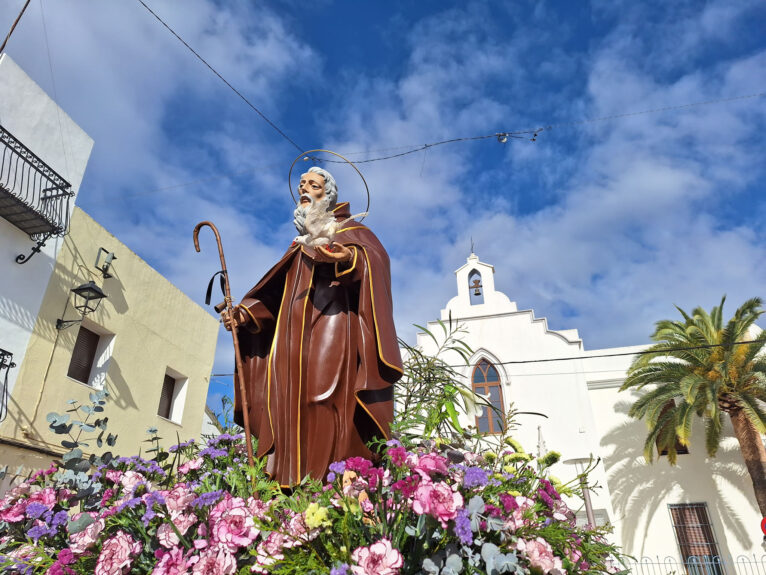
left=288, top=149, right=370, bottom=219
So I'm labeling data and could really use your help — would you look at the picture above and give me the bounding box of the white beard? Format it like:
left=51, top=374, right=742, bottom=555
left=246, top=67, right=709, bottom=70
left=293, top=203, right=309, bottom=234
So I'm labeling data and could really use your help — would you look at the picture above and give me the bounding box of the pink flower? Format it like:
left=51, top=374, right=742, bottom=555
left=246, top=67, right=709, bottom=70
left=152, top=547, right=190, bottom=575
left=178, top=457, right=203, bottom=475
left=190, top=547, right=237, bottom=575
left=120, top=470, right=145, bottom=493
left=0, top=500, right=27, bottom=523
left=252, top=532, right=289, bottom=572
left=412, top=481, right=463, bottom=528
left=344, top=457, right=373, bottom=476
left=413, top=454, right=449, bottom=478
left=105, top=469, right=123, bottom=484
left=95, top=531, right=142, bottom=575
left=351, top=538, right=403, bottom=575
left=211, top=505, right=258, bottom=551
left=29, top=487, right=57, bottom=506
left=69, top=513, right=105, bottom=555
left=517, top=537, right=563, bottom=574
left=246, top=497, right=271, bottom=520
left=157, top=513, right=196, bottom=548
left=387, top=447, right=410, bottom=467
left=165, top=484, right=195, bottom=514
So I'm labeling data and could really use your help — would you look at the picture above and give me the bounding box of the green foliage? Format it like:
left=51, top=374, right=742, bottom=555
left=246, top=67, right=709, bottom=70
left=395, top=318, right=493, bottom=443
left=620, top=296, right=766, bottom=463
left=46, top=389, right=116, bottom=503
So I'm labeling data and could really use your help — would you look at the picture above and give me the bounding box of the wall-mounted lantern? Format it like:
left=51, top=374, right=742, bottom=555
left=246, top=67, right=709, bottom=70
left=95, top=248, right=117, bottom=279
left=55, top=281, right=107, bottom=330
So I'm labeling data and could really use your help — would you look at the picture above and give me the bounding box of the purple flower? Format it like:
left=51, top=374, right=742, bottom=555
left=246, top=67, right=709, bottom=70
left=538, top=489, right=554, bottom=508
left=25, top=502, right=49, bottom=519
left=199, top=447, right=228, bottom=459
left=330, top=564, right=350, bottom=575
left=191, top=490, right=224, bottom=509
left=50, top=510, right=69, bottom=528
left=28, top=523, right=57, bottom=541
left=326, top=472, right=336, bottom=482
left=169, top=439, right=196, bottom=452
left=462, top=467, right=488, bottom=489
left=117, top=497, right=142, bottom=512
left=386, top=439, right=402, bottom=447
left=328, top=461, right=346, bottom=475
left=454, top=508, right=473, bottom=545
left=206, top=433, right=243, bottom=447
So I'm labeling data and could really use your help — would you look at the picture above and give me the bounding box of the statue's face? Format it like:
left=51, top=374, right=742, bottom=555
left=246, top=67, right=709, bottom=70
left=298, top=172, right=326, bottom=205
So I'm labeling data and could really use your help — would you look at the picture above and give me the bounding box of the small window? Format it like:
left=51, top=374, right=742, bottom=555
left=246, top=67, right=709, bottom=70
left=657, top=400, right=690, bottom=457
left=472, top=359, right=505, bottom=434
left=67, top=326, right=100, bottom=384
left=157, top=369, right=188, bottom=423
left=668, top=503, right=723, bottom=575
left=158, top=374, right=175, bottom=419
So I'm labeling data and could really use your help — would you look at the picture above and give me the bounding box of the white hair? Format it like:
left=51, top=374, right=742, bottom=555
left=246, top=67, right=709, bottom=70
left=307, top=166, right=338, bottom=208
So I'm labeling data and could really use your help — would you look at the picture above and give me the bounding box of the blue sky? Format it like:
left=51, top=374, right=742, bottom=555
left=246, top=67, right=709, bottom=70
left=2, top=0, right=765, bottom=414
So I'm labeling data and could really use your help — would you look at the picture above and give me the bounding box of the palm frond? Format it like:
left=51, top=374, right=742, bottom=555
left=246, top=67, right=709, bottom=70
left=704, top=413, right=723, bottom=457
left=675, top=401, right=695, bottom=446
left=737, top=392, right=766, bottom=433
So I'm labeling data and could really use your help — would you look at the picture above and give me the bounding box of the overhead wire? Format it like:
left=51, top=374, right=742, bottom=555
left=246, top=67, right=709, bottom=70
left=105, top=87, right=766, bottom=204
left=135, top=0, right=304, bottom=153
left=38, top=0, right=71, bottom=181
left=208, top=338, right=766, bottom=378
left=134, top=1, right=765, bottom=170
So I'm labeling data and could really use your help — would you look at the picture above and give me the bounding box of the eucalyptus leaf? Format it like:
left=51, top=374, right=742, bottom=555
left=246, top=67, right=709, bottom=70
left=62, top=448, right=82, bottom=462
left=67, top=513, right=95, bottom=534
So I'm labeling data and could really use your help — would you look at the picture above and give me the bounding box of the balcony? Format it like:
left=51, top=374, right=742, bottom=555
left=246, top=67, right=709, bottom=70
left=0, top=124, right=73, bottom=260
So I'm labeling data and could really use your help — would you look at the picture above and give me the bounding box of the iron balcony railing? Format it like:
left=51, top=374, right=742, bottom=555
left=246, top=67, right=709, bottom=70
left=0, top=123, right=73, bottom=244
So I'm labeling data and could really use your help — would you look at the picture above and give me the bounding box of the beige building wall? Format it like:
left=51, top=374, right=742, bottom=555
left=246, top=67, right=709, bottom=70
left=0, top=207, right=219, bottom=471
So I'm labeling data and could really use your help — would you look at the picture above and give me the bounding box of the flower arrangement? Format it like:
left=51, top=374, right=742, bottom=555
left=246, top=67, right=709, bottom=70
left=0, top=431, right=624, bottom=574
left=0, top=324, right=626, bottom=573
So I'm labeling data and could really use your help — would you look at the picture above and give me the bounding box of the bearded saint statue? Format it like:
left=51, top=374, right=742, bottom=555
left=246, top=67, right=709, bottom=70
left=222, top=167, right=402, bottom=487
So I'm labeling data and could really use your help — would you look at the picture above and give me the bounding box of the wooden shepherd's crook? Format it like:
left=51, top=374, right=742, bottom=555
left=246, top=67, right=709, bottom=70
left=193, top=221, right=255, bottom=472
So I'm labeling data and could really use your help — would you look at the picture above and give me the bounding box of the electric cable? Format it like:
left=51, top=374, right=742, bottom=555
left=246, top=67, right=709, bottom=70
left=208, top=338, right=766, bottom=377
left=135, top=0, right=304, bottom=153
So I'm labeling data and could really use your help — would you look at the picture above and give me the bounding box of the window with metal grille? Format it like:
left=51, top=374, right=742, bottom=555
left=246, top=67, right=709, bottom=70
left=472, top=359, right=505, bottom=434
left=658, top=400, right=690, bottom=457
left=158, top=374, right=175, bottom=419
left=66, top=326, right=100, bottom=384
left=668, top=503, right=723, bottom=575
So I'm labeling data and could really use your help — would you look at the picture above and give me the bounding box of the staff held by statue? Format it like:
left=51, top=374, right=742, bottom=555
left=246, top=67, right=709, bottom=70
left=193, top=221, right=256, bottom=471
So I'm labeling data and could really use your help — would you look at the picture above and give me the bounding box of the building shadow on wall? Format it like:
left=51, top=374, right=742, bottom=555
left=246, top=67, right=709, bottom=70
left=601, top=397, right=753, bottom=557
left=104, top=356, right=138, bottom=412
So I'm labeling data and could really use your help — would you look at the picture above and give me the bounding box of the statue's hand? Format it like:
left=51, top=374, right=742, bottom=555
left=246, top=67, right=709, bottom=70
left=221, top=307, right=248, bottom=331
left=315, top=243, right=353, bottom=264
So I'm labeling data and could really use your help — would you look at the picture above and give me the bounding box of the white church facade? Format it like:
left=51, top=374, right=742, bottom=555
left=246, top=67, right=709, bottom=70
left=412, top=253, right=762, bottom=571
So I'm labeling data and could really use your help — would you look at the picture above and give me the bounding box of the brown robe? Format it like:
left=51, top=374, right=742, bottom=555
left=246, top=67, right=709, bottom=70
left=233, top=202, right=403, bottom=487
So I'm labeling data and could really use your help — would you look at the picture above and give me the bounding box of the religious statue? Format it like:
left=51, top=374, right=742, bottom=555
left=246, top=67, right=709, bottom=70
left=222, top=166, right=402, bottom=487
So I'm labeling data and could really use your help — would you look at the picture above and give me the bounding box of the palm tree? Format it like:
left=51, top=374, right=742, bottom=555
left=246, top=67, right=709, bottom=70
left=620, top=296, right=766, bottom=516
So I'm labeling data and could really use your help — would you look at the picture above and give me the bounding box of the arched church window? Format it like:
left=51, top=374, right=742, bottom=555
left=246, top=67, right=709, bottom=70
left=468, top=269, right=483, bottom=305
left=472, top=359, right=505, bottom=434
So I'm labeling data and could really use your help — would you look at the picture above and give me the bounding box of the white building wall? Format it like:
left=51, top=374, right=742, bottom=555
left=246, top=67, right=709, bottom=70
left=411, top=252, right=762, bottom=560
left=0, top=54, right=94, bottom=399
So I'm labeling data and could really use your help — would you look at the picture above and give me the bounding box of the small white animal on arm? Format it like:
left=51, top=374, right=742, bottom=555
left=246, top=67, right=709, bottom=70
left=293, top=194, right=367, bottom=248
